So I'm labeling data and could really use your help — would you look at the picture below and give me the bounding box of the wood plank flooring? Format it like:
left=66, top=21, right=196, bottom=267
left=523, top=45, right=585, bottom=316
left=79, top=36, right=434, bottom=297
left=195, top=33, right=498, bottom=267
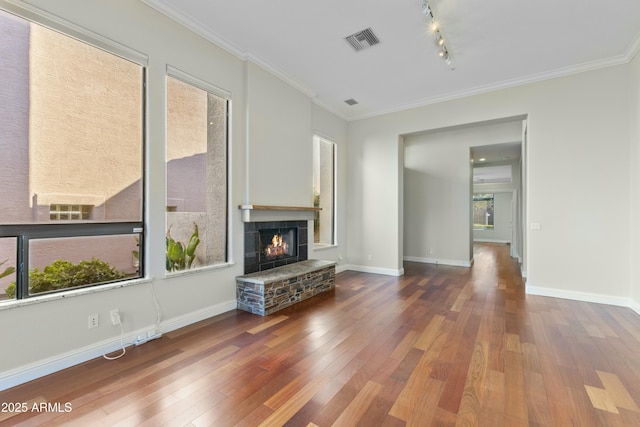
left=2, top=243, right=640, bottom=426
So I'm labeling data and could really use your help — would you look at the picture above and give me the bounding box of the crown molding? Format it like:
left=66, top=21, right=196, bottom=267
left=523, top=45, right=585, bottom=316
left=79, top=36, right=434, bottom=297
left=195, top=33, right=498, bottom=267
left=139, top=0, right=316, bottom=100
left=140, top=0, right=246, bottom=58
left=310, top=97, right=350, bottom=122
left=348, top=53, right=632, bottom=121
left=626, top=31, right=640, bottom=63
left=2, top=0, right=148, bottom=65
left=139, top=0, right=640, bottom=123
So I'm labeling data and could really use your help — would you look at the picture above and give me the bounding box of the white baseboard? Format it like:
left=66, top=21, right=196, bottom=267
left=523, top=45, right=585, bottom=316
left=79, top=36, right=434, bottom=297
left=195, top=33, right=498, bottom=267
left=403, top=256, right=472, bottom=268
left=159, top=299, right=237, bottom=334
left=335, top=264, right=350, bottom=274
left=473, top=239, right=510, bottom=244
left=525, top=285, right=633, bottom=309
left=342, top=264, right=404, bottom=276
left=630, top=299, right=640, bottom=316
left=0, top=299, right=237, bottom=392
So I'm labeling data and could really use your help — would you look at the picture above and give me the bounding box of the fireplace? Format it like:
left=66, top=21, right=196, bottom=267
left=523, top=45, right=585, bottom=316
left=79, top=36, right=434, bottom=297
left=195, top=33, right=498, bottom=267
left=244, top=220, right=308, bottom=274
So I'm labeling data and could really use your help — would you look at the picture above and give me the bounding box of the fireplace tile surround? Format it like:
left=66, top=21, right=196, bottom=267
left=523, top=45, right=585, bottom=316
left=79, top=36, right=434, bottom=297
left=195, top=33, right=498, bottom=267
left=243, top=220, right=308, bottom=274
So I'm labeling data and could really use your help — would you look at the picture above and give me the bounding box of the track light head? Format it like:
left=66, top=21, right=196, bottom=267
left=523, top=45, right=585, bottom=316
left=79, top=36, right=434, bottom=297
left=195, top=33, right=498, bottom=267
left=421, top=2, right=432, bottom=17
left=419, top=0, right=454, bottom=69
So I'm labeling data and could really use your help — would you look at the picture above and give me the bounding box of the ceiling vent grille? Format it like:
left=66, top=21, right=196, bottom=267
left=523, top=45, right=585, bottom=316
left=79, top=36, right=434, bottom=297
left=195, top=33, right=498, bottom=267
left=345, top=27, right=380, bottom=52
left=344, top=99, right=359, bottom=106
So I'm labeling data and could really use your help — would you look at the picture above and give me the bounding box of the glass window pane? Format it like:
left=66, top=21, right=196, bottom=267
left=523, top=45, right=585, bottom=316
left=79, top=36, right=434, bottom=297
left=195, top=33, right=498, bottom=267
left=27, top=235, right=140, bottom=296
left=166, top=75, right=228, bottom=272
left=313, top=136, right=336, bottom=245
left=0, top=9, right=143, bottom=225
left=0, top=238, right=17, bottom=301
left=473, top=193, right=495, bottom=230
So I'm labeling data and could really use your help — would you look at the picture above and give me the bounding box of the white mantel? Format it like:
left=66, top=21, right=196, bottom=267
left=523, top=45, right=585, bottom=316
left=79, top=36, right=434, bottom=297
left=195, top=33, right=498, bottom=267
left=238, top=205, right=319, bottom=222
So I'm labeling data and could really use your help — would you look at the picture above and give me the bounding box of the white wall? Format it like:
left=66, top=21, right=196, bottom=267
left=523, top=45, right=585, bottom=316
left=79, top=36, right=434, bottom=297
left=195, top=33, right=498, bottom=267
left=348, top=64, right=631, bottom=305
left=246, top=62, right=312, bottom=206
left=403, top=120, right=522, bottom=266
left=0, top=0, right=348, bottom=389
left=630, top=50, right=640, bottom=310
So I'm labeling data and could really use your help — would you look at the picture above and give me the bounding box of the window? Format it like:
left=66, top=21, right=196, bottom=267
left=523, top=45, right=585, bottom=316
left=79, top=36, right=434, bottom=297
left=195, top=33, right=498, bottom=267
left=313, top=135, right=336, bottom=246
left=473, top=193, right=494, bottom=230
left=165, top=69, right=229, bottom=272
left=0, top=8, right=145, bottom=301
left=50, top=204, right=93, bottom=221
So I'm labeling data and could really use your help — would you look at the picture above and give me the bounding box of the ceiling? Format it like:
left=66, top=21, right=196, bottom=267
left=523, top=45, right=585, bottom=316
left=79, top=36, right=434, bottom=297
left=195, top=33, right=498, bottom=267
left=471, top=142, right=521, bottom=164
left=473, top=165, right=512, bottom=184
left=142, top=0, right=640, bottom=121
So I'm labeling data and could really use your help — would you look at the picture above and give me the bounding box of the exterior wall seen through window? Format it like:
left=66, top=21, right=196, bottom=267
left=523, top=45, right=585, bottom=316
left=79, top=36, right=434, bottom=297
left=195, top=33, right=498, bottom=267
left=0, top=9, right=144, bottom=300
left=165, top=73, right=229, bottom=273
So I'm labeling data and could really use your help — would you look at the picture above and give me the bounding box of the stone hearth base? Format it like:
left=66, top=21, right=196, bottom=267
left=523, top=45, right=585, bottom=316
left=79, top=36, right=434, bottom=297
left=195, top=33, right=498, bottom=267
left=236, top=259, right=336, bottom=316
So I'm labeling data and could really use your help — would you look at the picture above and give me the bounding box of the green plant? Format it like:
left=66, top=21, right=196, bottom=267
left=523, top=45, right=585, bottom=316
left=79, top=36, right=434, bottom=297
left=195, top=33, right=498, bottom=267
left=0, top=259, right=15, bottom=280
left=313, top=191, right=320, bottom=233
left=166, top=222, right=200, bottom=272
left=4, top=258, right=126, bottom=298
left=132, top=236, right=140, bottom=270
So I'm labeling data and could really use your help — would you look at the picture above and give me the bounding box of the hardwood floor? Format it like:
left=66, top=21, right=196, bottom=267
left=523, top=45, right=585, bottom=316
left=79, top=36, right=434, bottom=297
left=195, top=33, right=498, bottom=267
left=2, top=243, right=640, bottom=426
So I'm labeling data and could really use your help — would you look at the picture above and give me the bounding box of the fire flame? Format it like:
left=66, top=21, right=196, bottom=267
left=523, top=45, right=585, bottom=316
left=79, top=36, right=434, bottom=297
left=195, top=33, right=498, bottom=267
left=265, top=233, right=288, bottom=258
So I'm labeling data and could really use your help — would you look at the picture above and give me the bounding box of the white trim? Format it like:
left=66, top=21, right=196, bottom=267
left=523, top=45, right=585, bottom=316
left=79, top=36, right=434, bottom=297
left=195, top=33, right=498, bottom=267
left=342, top=264, right=404, bottom=277
left=473, top=239, right=510, bottom=244
left=525, top=285, right=631, bottom=308
left=1, top=0, right=148, bottom=65
left=140, top=0, right=315, bottom=100
left=335, top=264, right=349, bottom=274
left=0, top=278, right=152, bottom=312
left=348, top=54, right=632, bottom=121
left=0, top=299, right=237, bottom=391
left=627, top=30, right=640, bottom=62
left=403, top=256, right=472, bottom=268
left=630, top=299, right=640, bottom=316
left=166, top=65, right=231, bottom=100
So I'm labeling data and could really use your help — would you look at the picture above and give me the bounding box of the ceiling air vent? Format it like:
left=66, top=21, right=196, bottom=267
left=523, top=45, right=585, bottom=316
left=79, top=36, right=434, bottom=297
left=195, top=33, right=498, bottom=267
left=344, top=99, right=359, bottom=106
left=345, top=27, right=380, bottom=52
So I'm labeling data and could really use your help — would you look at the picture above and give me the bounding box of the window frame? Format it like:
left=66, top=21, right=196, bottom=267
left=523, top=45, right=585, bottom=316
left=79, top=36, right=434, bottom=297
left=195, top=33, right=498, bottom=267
left=0, top=223, right=145, bottom=299
left=164, top=66, right=232, bottom=274
left=313, top=134, right=337, bottom=248
left=0, top=3, right=148, bottom=301
left=473, top=193, right=495, bottom=231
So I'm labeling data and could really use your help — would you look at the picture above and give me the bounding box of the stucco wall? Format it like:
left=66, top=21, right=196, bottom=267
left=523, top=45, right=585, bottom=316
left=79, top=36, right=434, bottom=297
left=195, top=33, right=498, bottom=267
left=29, top=24, right=143, bottom=222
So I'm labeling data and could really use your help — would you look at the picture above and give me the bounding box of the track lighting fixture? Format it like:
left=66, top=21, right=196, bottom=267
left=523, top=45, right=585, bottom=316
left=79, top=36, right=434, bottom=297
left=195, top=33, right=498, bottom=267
left=419, top=1, right=454, bottom=69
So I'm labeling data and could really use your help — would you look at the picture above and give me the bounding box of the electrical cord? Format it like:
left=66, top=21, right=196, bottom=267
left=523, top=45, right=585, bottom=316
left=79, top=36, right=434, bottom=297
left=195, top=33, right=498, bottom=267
left=103, top=280, right=163, bottom=360
left=103, top=313, right=126, bottom=360
left=150, top=280, right=162, bottom=328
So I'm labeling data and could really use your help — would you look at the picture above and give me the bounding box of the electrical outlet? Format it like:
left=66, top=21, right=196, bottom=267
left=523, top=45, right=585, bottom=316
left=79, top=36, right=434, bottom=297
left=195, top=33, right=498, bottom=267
left=110, top=309, right=120, bottom=326
left=367, top=254, right=372, bottom=261
left=88, top=313, right=99, bottom=329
